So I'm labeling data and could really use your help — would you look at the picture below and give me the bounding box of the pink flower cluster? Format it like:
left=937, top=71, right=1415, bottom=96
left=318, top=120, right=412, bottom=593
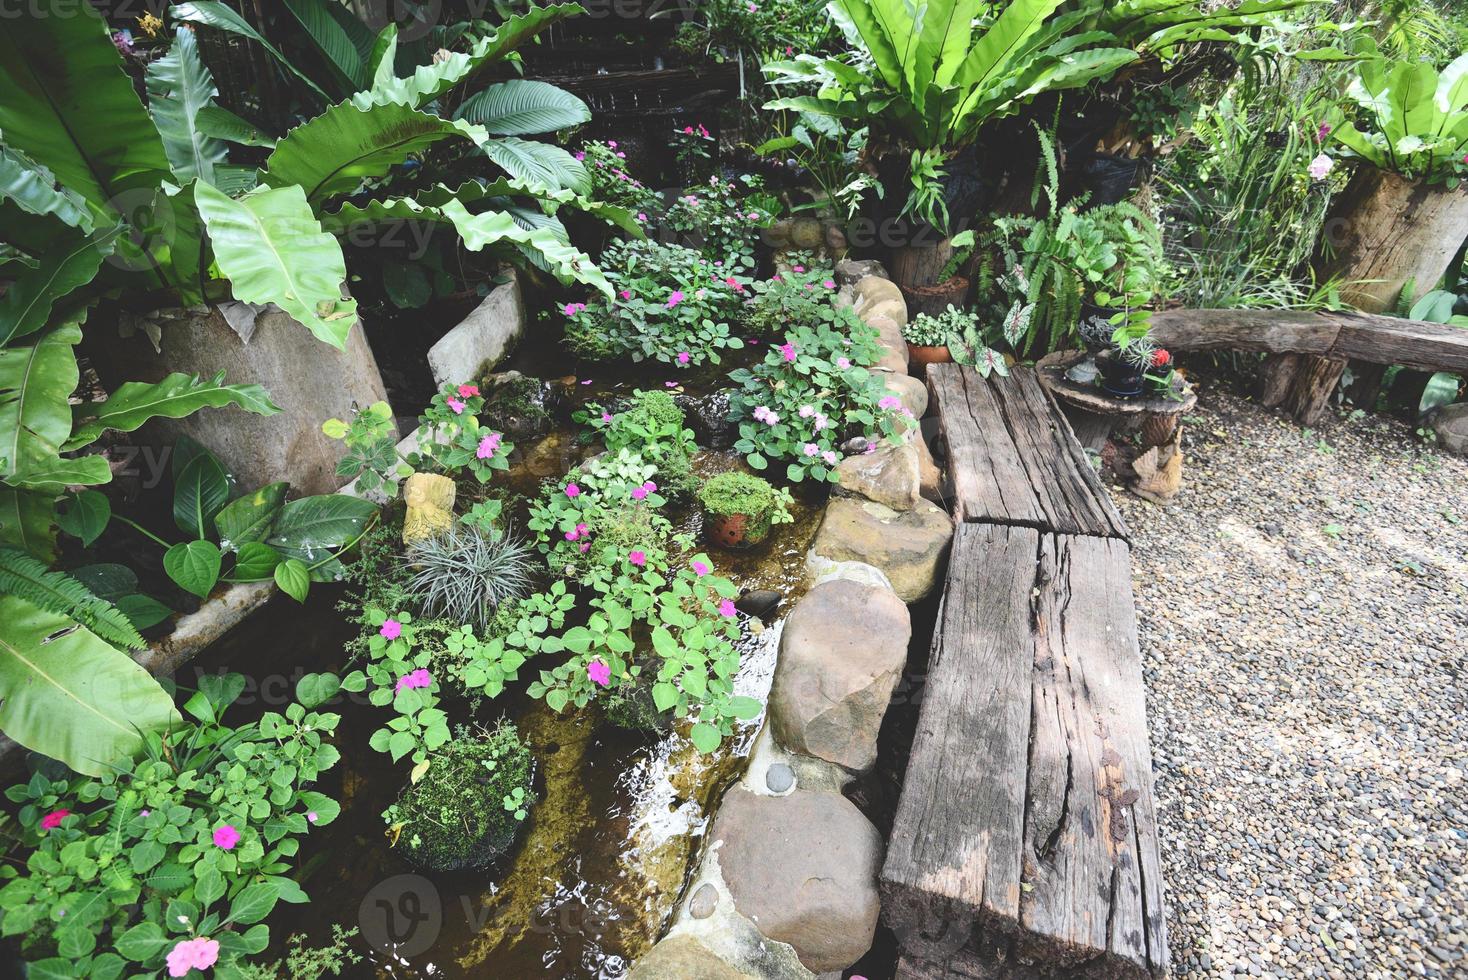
left=563, top=302, right=587, bottom=316
left=797, top=404, right=830, bottom=431
left=395, top=668, right=432, bottom=693
left=40, top=809, right=69, bottom=830
left=564, top=522, right=590, bottom=542
left=778, top=342, right=797, bottom=363
left=631, top=480, right=658, bottom=501
left=446, top=398, right=466, bottom=415
left=476, top=431, right=503, bottom=459
left=457, top=384, right=479, bottom=398
left=681, top=123, right=712, bottom=138
left=166, top=938, right=220, bottom=978
left=752, top=405, right=780, bottom=424
left=667, top=290, right=685, bottom=308
left=587, top=660, right=611, bottom=687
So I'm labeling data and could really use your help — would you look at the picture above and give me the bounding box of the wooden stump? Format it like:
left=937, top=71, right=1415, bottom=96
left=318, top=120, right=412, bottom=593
left=1284, top=169, right=1468, bottom=422
left=1258, top=352, right=1301, bottom=408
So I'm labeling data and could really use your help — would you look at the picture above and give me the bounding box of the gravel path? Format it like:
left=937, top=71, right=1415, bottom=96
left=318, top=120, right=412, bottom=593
left=1115, top=374, right=1468, bottom=979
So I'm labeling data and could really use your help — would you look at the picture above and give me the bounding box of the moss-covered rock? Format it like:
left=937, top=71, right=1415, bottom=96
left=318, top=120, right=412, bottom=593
left=386, top=723, right=536, bottom=873
left=482, top=371, right=553, bottom=440
left=604, top=672, right=674, bottom=733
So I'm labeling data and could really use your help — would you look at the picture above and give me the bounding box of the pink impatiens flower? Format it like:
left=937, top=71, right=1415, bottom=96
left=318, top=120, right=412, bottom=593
left=457, top=384, right=479, bottom=398
left=620, top=289, right=633, bottom=300
left=802, top=443, right=820, bottom=457
left=565, top=482, right=581, bottom=498
left=878, top=395, right=902, bottom=411
left=587, top=660, right=611, bottom=687
left=822, top=450, right=839, bottom=466
left=446, top=398, right=465, bottom=415
left=778, top=342, right=797, bottom=362
left=394, top=668, right=432, bottom=693
left=166, top=938, right=220, bottom=978
left=667, top=290, right=685, bottom=308
left=792, top=264, right=805, bottom=273
left=629, top=550, right=647, bottom=567
left=40, top=809, right=69, bottom=831
left=692, top=560, right=710, bottom=576
left=719, top=599, right=737, bottom=617
left=212, top=825, right=241, bottom=850
left=476, top=432, right=502, bottom=459
left=379, top=619, right=402, bottom=640
left=307, top=811, right=319, bottom=823
left=677, top=351, right=691, bottom=365
left=837, top=356, right=852, bottom=369
left=564, top=302, right=587, bottom=316
left=822, top=279, right=836, bottom=289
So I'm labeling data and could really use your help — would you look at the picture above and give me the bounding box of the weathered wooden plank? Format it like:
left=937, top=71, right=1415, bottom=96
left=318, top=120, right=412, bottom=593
left=1148, top=308, right=1339, bottom=356
left=927, top=364, right=1127, bottom=539
left=1149, top=307, right=1468, bottom=373
left=882, top=524, right=1037, bottom=963
left=1330, top=311, right=1468, bottom=374
left=881, top=525, right=1168, bottom=979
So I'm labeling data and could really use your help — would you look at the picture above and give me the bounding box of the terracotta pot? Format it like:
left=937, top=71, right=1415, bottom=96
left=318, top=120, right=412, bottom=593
left=705, top=510, right=771, bottom=549
left=898, top=276, right=969, bottom=319
left=906, top=343, right=952, bottom=373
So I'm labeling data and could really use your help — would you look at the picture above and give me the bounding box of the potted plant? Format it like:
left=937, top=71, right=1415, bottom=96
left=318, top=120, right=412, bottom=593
left=899, top=229, right=975, bottom=317
left=1096, top=333, right=1157, bottom=397
left=1144, top=347, right=1179, bottom=396
left=903, top=306, right=964, bottom=368
left=698, top=472, right=794, bottom=549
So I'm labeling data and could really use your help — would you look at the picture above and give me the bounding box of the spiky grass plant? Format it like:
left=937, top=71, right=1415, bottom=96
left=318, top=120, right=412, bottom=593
left=404, top=527, right=533, bottom=631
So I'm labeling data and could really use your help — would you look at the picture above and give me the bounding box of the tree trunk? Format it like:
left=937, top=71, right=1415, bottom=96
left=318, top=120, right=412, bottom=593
left=1258, top=353, right=1301, bottom=407
left=1284, top=169, right=1468, bottom=421
left=890, top=239, right=954, bottom=290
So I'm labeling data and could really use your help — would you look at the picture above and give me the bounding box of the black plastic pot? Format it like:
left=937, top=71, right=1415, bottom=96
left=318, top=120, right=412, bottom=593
left=1080, top=153, right=1146, bottom=206
left=1096, top=348, right=1145, bottom=397
left=1078, top=302, right=1122, bottom=352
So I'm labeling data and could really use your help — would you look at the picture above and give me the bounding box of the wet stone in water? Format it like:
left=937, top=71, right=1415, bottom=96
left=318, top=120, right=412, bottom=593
left=765, top=763, right=795, bottom=794
left=689, top=883, right=719, bottom=919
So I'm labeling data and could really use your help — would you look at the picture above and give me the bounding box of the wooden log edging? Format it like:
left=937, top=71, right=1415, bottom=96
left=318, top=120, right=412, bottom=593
left=629, top=265, right=955, bottom=979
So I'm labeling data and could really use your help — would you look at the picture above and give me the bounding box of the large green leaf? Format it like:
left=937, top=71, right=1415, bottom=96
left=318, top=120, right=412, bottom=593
left=0, top=147, right=95, bottom=233
left=65, top=371, right=279, bottom=452
left=262, top=101, right=487, bottom=205
left=216, top=482, right=288, bottom=549
left=195, top=106, right=276, bottom=148
left=0, top=320, right=84, bottom=487
left=455, top=5, right=587, bottom=87
left=0, top=1, right=173, bottom=213
left=266, top=494, right=379, bottom=552
left=481, top=137, right=589, bottom=194
left=323, top=190, right=612, bottom=297
left=0, top=487, right=56, bottom=561
left=0, top=230, right=118, bottom=346
left=0, top=595, right=180, bottom=776
left=282, top=0, right=368, bottom=94
left=194, top=182, right=358, bottom=348
left=454, top=80, right=591, bottom=136
left=173, top=447, right=230, bottom=539
left=146, top=27, right=229, bottom=186
left=170, top=2, right=331, bottom=102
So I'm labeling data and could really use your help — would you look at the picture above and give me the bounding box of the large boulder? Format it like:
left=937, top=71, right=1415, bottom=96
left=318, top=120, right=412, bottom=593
left=427, top=276, right=524, bottom=387
left=770, top=579, right=911, bottom=771
left=627, top=935, right=753, bottom=980
left=836, top=259, right=888, bottom=285
left=835, top=439, right=920, bottom=511
left=880, top=371, right=929, bottom=419
left=810, top=497, right=953, bottom=602
left=1431, top=403, right=1468, bottom=455
left=709, top=786, right=882, bottom=973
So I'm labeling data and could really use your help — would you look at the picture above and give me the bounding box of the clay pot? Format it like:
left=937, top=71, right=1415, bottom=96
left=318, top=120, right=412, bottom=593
left=898, top=276, right=969, bottom=319
left=705, top=510, right=772, bottom=549
left=906, top=343, right=952, bottom=374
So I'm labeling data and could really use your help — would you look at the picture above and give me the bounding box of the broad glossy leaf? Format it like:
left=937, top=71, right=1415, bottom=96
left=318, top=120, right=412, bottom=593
left=481, top=136, right=589, bottom=194
left=267, top=494, right=378, bottom=552
left=194, top=182, right=358, bottom=349
left=56, top=490, right=110, bottom=547
left=454, top=80, right=591, bottom=136
left=195, top=106, right=275, bottom=148
left=146, top=27, right=229, bottom=185
left=0, top=231, right=119, bottom=347
left=261, top=101, right=487, bottom=205
left=113, top=594, right=173, bottom=631
left=215, top=482, right=288, bottom=548
left=164, top=539, right=222, bottom=598
left=0, top=595, right=180, bottom=776
left=231, top=541, right=282, bottom=581
left=0, top=487, right=57, bottom=561
left=689, top=721, right=721, bottom=754
left=0, top=319, right=83, bottom=485
left=0, top=0, right=172, bottom=212
left=65, top=371, right=279, bottom=451
left=171, top=2, right=331, bottom=101
left=0, top=146, right=94, bottom=232
left=282, top=0, right=367, bottom=93
left=273, top=558, right=310, bottom=602
left=173, top=448, right=230, bottom=539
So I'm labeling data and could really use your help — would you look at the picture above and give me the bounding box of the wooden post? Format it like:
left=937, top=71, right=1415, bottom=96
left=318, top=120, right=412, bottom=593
left=1258, top=353, right=1301, bottom=407
left=1285, top=168, right=1468, bottom=422
left=890, top=239, right=954, bottom=290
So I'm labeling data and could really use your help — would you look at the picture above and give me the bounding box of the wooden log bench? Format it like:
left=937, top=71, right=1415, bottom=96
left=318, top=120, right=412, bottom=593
left=884, top=364, right=1167, bottom=978
left=925, top=363, right=1127, bottom=538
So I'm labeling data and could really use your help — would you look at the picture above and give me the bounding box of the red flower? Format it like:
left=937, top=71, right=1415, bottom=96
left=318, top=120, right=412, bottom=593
left=1152, top=349, right=1172, bottom=368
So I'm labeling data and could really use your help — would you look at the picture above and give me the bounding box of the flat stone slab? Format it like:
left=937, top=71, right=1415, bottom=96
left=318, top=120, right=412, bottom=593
left=627, top=934, right=754, bottom=980
left=427, top=275, right=524, bottom=387
left=810, top=497, right=952, bottom=603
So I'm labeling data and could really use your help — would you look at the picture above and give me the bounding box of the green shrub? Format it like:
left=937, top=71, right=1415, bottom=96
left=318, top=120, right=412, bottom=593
left=384, top=723, right=535, bottom=873
left=579, top=390, right=701, bottom=498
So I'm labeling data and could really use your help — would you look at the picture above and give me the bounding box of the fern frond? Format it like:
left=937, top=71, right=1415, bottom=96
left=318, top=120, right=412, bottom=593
left=0, top=547, right=146, bottom=650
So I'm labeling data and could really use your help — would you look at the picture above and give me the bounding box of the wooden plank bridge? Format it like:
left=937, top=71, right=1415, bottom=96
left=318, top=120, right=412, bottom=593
left=881, top=363, right=1168, bottom=979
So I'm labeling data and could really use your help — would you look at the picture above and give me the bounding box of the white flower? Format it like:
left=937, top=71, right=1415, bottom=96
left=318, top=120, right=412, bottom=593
left=1308, top=153, right=1333, bottom=181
